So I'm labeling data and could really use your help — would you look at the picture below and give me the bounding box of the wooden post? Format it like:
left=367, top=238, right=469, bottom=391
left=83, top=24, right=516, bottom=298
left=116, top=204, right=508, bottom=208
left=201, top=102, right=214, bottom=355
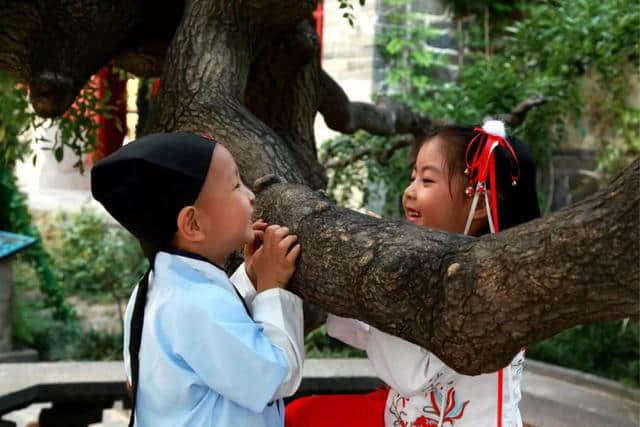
left=0, top=258, right=11, bottom=353
left=0, top=231, right=36, bottom=355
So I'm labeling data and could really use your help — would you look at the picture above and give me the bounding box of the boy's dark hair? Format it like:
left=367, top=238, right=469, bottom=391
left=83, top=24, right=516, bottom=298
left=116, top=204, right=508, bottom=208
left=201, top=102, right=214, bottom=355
left=412, top=124, right=541, bottom=235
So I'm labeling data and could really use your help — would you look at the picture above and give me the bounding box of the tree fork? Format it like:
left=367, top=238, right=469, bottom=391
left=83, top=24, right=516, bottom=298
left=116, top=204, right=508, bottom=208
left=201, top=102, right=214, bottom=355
left=145, top=0, right=310, bottom=186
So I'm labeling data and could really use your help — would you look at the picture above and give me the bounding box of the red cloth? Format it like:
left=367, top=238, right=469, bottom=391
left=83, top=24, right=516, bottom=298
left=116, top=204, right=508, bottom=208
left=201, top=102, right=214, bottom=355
left=285, top=388, right=388, bottom=427
left=95, top=67, right=127, bottom=160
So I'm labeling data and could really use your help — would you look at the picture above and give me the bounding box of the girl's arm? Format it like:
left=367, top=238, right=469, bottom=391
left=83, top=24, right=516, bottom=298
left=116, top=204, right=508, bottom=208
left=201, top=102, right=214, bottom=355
left=326, top=313, right=369, bottom=351
left=326, top=313, right=447, bottom=396
left=366, top=326, right=448, bottom=396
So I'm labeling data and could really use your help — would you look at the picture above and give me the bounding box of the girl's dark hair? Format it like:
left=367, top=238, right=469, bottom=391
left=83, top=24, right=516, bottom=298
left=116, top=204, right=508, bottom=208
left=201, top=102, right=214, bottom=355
left=412, top=124, right=541, bottom=235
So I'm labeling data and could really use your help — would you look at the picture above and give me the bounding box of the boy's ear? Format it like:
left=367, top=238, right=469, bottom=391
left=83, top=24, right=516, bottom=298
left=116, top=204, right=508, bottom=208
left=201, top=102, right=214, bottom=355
left=176, top=206, right=205, bottom=242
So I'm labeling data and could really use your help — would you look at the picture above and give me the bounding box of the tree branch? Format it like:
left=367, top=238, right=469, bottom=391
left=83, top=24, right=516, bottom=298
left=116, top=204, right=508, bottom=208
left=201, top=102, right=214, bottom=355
left=323, top=134, right=414, bottom=169
left=491, top=94, right=548, bottom=127
left=256, top=158, right=640, bottom=375
left=318, top=70, right=434, bottom=136
left=323, top=94, right=549, bottom=170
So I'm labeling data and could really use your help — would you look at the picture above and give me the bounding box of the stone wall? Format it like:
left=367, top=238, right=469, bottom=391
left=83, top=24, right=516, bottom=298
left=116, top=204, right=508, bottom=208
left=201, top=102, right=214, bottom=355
left=314, top=0, right=380, bottom=144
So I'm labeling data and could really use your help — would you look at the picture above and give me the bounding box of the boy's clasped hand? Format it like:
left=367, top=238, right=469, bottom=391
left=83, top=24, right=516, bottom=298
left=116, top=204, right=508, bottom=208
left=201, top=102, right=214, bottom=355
left=244, top=219, right=301, bottom=293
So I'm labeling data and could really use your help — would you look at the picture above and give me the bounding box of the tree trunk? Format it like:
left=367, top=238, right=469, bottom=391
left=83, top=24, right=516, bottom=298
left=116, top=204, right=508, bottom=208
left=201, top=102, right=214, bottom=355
left=1, top=0, right=638, bottom=375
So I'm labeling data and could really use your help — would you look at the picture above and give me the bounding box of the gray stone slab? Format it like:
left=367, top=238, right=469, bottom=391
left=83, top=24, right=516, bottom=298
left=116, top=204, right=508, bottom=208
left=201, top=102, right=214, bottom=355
left=0, top=362, right=126, bottom=395
left=525, top=359, right=640, bottom=402
left=0, top=350, right=38, bottom=364
left=522, top=369, right=639, bottom=426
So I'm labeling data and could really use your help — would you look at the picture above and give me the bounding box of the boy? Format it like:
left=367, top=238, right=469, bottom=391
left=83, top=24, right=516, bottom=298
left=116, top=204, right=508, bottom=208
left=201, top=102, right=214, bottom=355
left=91, top=132, right=304, bottom=427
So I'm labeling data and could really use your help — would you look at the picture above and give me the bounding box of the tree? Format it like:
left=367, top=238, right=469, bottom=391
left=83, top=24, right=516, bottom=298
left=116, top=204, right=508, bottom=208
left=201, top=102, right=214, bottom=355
left=1, top=0, right=637, bottom=375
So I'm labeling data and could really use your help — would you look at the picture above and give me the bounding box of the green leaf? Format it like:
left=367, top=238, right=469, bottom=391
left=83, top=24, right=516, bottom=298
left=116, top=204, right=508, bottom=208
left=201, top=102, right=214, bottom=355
left=54, top=146, right=64, bottom=162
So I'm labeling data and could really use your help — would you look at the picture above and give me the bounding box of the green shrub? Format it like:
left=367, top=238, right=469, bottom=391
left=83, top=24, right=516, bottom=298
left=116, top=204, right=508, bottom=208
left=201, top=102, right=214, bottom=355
left=12, top=258, right=123, bottom=360
left=12, top=209, right=144, bottom=360
left=528, top=320, right=639, bottom=387
left=43, top=209, right=148, bottom=325
left=305, top=326, right=366, bottom=358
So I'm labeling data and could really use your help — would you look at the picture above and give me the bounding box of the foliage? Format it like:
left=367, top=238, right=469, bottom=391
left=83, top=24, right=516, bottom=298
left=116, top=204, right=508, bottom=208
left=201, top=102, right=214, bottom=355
left=528, top=320, right=640, bottom=387
left=42, top=209, right=148, bottom=329
left=305, top=325, right=366, bottom=358
left=0, top=68, right=122, bottom=172
left=0, top=69, right=76, bottom=322
left=323, top=0, right=639, bottom=214
left=0, top=65, right=128, bottom=324
left=12, top=209, right=145, bottom=360
left=12, top=264, right=122, bottom=360
left=322, top=132, right=409, bottom=215
left=0, top=72, right=33, bottom=166
left=45, top=210, right=147, bottom=296
left=0, top=158, right=74, bottom=323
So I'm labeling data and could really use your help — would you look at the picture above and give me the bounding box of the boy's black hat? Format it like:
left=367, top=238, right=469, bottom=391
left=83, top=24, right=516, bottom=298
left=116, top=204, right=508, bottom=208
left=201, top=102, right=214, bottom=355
left=91, top=132, right=216, bottom=257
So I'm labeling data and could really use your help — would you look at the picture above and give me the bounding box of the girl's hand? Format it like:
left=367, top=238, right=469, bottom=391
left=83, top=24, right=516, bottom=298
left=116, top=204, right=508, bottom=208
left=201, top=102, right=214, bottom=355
left=251, top=224, right=301, bottom=293
left=243, top=219, right=268, bottom=286
left=366, top=210, right=381, bottom=218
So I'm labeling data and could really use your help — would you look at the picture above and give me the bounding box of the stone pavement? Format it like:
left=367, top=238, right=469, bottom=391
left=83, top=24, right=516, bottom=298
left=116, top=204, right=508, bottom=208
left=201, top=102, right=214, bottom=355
left=2, top=359, right=638, bottom=427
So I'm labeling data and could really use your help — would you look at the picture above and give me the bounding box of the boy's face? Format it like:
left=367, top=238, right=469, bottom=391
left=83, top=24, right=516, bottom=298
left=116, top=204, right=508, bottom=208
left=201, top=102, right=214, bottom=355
left=402, top=137, right=472, bottom=234
left=194, top=144, right=256, bottom=258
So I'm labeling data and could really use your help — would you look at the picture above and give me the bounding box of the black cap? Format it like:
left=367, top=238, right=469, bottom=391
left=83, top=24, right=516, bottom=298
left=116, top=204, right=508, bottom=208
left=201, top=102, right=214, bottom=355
left=91, top=132, right=216, bottom=257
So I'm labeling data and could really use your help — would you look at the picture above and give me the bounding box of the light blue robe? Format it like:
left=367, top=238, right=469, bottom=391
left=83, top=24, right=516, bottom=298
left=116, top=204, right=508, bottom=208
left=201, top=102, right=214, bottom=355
left=123, top=251, right=304, bottom=427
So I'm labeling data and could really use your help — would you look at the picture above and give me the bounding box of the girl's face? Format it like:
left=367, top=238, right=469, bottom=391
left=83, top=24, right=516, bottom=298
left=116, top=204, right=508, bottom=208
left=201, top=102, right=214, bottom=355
left=402, top=137, right=473, bottom=234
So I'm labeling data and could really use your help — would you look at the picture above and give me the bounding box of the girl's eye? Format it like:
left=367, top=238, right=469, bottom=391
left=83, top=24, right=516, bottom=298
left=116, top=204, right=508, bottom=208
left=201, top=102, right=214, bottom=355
left=422, top=178, right=434, bottom=184
left=234, top=182, right=241, bottom=190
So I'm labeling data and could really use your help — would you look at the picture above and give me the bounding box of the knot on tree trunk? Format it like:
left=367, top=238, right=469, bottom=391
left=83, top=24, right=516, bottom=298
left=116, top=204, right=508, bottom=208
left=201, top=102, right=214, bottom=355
left=254, top=174, right=282, bottom=193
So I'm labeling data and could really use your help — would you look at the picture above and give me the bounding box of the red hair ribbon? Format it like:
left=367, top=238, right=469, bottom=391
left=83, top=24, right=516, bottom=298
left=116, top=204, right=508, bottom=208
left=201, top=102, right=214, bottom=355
left=464, top=123, right=520, bottom=233
left=201, top=133, right=216, bottom=142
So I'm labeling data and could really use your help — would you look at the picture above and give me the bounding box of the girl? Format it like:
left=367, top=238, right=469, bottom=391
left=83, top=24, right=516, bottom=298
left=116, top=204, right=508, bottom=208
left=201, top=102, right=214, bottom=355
left=285, top=120, right=540, bottom=427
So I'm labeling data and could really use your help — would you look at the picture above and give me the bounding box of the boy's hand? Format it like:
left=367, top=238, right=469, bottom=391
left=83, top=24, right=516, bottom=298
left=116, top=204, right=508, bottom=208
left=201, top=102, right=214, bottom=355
left=252, top=224, right=301, bottom=293
left=244, top=219, right=268, bottom=286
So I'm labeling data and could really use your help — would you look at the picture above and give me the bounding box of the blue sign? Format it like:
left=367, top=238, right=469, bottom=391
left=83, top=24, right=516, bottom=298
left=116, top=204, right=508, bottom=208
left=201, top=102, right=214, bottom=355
left=0, top=231, right=37, bottom=260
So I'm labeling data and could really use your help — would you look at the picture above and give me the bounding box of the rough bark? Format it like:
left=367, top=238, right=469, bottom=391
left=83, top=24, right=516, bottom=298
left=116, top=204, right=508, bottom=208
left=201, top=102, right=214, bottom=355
left=1, top=0, right=638, bottom=375
left=144, top=0, right=320, bottom=188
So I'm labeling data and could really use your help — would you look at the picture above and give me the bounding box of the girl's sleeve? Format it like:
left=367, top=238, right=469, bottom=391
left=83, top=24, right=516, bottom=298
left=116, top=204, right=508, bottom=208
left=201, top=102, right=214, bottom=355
left=366, top=326, right=447, bottom=396
left=165, top=283, right=301, bottom=413
left=326, top=314, right=370, bottom=351
left=229, top=263, right=304, bottom=400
